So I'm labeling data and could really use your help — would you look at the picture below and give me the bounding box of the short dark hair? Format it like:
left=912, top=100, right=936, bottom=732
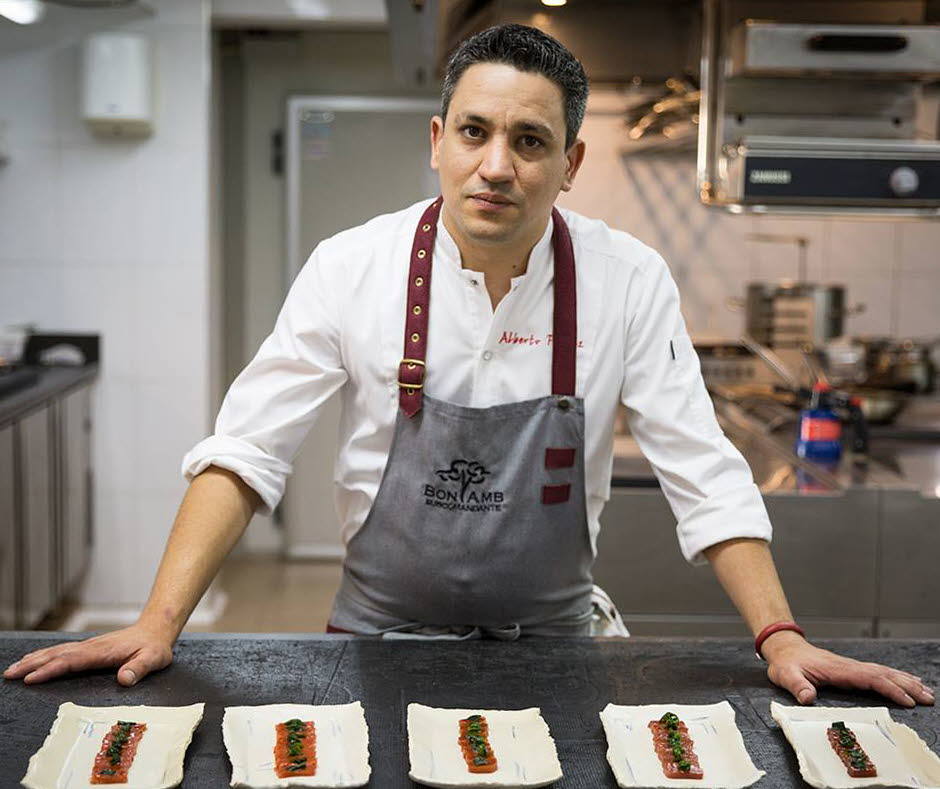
left=441, top=23, right=589, bottom=150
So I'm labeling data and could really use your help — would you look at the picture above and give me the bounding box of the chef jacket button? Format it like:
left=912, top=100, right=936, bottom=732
left=482, top=350, right=493, bottom=361
left=556, top=397, right=572, bottom=410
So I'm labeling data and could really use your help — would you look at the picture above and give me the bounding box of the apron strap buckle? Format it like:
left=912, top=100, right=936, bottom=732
left=398, top=358, right=426, bottom=415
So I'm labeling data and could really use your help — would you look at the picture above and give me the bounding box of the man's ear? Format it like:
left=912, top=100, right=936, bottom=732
left=430, top=115, right=445, bottom=171
left=561, top=138, right=586, bottom=192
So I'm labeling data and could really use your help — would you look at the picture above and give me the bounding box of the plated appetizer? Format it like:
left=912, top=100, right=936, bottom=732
left=649, top=711, right=704, bottom=780
left=407, top=703, right=562, bottom=787
left=827, top=721, right=876, bottom=778
left=21, top=702, right=204, bottom=789
left=458, top=715, right=497, bottom=774
left=90, top=720, right=148, bottom=784
left=599, top=701, right=764, bottom=788
left=222, top=701, right=370, bottom=787
left=274, top=718, right=317, bottom=778
left=771, top=701, right=940, bottom=789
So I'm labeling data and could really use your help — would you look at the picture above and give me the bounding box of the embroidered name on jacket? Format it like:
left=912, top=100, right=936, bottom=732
left=498, top=331, right=584, bottom=348
left=423, top=460, right=504, bottom=512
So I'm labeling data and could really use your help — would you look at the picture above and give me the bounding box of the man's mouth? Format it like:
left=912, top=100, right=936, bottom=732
left=469, top=193, right=514, bottom=209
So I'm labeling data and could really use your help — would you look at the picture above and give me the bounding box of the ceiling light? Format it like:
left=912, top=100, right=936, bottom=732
left=0, top=0, right=45, bottom=24
left=541, top=0, right=567, bottom=7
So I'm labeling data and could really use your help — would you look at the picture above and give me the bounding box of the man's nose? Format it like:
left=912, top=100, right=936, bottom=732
left=477, top=136, right=514, bottom=183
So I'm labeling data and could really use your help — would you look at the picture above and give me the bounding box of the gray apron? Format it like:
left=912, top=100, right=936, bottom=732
left=329, top=197, right=594, bottom=638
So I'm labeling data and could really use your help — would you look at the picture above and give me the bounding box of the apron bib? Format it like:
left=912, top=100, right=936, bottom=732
left=329, top=198, right=594, bottom=638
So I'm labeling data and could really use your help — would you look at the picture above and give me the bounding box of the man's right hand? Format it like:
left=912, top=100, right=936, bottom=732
left=2, top=623, right=174, bottom=686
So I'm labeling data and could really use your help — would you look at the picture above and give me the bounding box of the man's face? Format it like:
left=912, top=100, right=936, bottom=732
left=430, top=62, right=585, bottom=249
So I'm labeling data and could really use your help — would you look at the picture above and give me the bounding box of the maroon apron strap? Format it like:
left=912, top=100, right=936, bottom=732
left=398, top=200, right=577, bottom=416
left=399, top=197, right=442, bottom=417
left=549, top=206, right=577, bottom=397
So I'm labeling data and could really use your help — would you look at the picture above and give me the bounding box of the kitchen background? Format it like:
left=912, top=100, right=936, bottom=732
left=1, top=0, right=938, bottom=635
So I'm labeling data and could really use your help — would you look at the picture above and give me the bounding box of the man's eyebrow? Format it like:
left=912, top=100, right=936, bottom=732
left=454, top=112, right=557, bottom=140
left=517, top=120, right=555, bottom=140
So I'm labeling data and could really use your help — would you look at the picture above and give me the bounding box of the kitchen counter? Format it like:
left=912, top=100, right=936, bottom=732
left=1, top=632, right=937, bottom=787
left=603, top=391, right=940, bottom=638
left=0, top=363, right=98, bottom=427
left=613, top=394, right=940, bottom=498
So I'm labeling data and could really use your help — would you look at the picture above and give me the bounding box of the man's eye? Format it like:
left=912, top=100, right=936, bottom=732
left=462, top=126, right=484, bottom=139
left=521, top=135, right=543, bottom=149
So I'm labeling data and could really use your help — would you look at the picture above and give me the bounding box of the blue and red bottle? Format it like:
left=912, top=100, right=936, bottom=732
left=795, top=382, right=842, bottom=490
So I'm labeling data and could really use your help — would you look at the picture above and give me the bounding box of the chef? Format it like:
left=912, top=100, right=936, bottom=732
left=4, top=24, right=933, bottom=708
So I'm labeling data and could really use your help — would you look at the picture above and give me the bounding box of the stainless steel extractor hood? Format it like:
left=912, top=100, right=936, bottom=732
left=387, top=0, right=702, bottom=90
left=698, top=0, right=940, bottom=217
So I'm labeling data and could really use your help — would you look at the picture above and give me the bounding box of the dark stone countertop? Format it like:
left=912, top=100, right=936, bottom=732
left=0, top=633, right=937, bottom=788
left=0, top=364, right=98, bottom=427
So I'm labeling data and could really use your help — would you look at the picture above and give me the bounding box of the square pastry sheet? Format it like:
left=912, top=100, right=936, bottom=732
left=771, top=701, right=940, bottom=789
left=407, top=703, right=563, bottom=788
left=21, top=701, right=205, bottom=789
left=222, top=702, right=370, bottom=787
left=599, top=701, right=765, bottom=788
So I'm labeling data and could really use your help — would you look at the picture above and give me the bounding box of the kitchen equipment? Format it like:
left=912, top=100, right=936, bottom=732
left=849, top=387, right=910, bottom=424
left=800, top=340, right=909, bottom=425
left=728, top=22, right=940, bottom=78
left=730, top=281, right=862, bottom=348
left=697, top=1, right=940, bottom=216
left=722, top=136, right=940, bottom=208
left=860, top=336, right=938, bottom=394
left=713, top=336, right=907, bottom=426
left=824, top=335, right=938, bottom=394
left=823, top=336, right=869, bottom=386
left=742, top=334, right=895, bottom=444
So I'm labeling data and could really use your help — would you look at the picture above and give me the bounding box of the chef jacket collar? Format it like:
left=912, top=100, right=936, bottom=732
left=435, top=208, right=555, bottom=289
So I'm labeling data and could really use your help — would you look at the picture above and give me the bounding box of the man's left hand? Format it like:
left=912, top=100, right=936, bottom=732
left=762, top=631, right=935, bottom=707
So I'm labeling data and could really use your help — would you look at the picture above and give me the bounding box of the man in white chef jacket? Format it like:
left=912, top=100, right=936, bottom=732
left=5, top=25, right=933, bottom=707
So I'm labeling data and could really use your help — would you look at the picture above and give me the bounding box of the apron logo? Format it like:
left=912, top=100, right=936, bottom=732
left=423, top=459, right=505, bottom=512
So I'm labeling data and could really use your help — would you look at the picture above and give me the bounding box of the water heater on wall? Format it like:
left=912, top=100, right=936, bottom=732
left=81, top=32, right=154, bottom=138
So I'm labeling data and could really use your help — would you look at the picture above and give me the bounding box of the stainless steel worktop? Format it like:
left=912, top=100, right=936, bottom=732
left=867, top=397, right=940, bottom=498
left=613, top=394, right=940, bottom=499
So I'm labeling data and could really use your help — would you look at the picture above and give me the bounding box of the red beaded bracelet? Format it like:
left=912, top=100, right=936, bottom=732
left=754, top=620, right=805, bottom=660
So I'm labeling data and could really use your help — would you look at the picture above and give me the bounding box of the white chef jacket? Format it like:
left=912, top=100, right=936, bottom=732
left=182, top=198, right=772, bottom=565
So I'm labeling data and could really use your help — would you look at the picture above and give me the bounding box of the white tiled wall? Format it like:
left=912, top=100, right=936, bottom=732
left=557, top=102, right=940, bottom=342
left=0, top=0, right=213, bottom=610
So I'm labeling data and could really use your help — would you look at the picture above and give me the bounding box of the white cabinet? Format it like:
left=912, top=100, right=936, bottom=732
left=18, top=407, right=55, bottom=628
left=1, top=379, right=95, bottom=629
left=58, top=388, right=92, bottom=596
